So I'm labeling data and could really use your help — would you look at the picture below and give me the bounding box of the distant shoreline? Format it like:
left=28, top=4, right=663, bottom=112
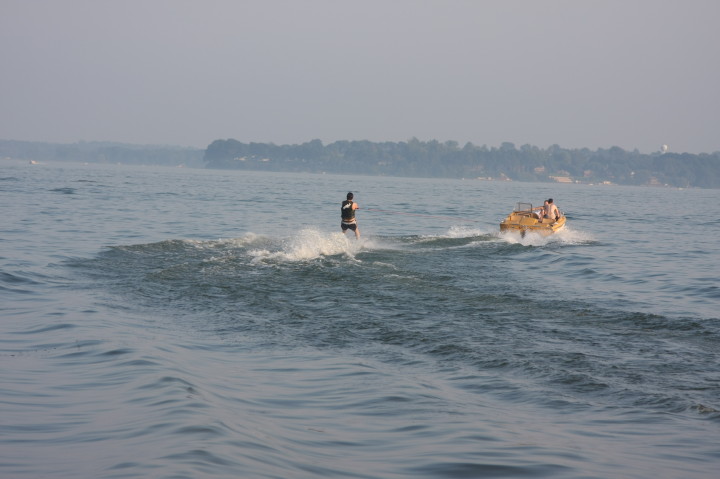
left=3, top=138, right=719, bottom=189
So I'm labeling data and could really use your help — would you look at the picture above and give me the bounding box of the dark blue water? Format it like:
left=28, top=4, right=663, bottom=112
left=2, top=162, right=719, bottom=478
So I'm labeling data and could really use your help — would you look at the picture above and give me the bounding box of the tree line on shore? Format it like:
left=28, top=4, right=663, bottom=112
left=205, top=138, right=720, bottom=188
left=4, top=138, right=719, bottom=188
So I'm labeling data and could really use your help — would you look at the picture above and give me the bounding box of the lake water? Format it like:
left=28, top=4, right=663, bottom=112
left=2, top=161, right=719, bottom=478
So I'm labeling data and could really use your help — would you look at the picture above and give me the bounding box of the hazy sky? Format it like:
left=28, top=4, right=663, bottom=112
left=2, top=0, right=719, bottom=153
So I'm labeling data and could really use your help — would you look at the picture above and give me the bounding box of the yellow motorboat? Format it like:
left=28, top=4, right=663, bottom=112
left=500, top=202, right=566, bottom=237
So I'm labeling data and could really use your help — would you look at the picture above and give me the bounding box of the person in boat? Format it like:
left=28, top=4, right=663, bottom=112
left=533, top=200, right=548, bottom=220
left=341, top=192, right=360, bottom=239
left=542, top=198, right=560, bottom=222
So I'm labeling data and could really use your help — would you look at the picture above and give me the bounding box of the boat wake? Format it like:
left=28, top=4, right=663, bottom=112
left=498, top=226, right=595, bottom=247
left=210, top=226, right=497, bottom=263
left=247, top=229, right=364, bottom=262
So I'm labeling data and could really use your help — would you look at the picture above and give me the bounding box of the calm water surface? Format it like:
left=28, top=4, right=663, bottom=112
left=2, top=162, right=719, bottom=478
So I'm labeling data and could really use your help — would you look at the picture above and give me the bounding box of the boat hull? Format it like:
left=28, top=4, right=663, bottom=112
left=500, top=212, right=566, bottom=237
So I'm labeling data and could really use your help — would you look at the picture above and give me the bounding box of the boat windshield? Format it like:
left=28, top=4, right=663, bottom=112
left=514, top=202, right=533, bottom=213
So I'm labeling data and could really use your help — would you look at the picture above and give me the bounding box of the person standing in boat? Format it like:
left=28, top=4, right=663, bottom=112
left=543, top=198, right=560, bottom=221
left=341, top=192, right=360, bottom=239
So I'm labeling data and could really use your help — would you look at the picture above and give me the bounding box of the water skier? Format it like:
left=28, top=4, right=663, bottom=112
left=341, top=192, right=360, bottom=239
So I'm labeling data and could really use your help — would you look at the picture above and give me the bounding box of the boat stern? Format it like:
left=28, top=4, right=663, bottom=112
left=499, top=203, right=565, bottom=237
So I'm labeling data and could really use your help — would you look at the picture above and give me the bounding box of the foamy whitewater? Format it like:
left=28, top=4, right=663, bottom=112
left=2, top=162, right=719, bottom=478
